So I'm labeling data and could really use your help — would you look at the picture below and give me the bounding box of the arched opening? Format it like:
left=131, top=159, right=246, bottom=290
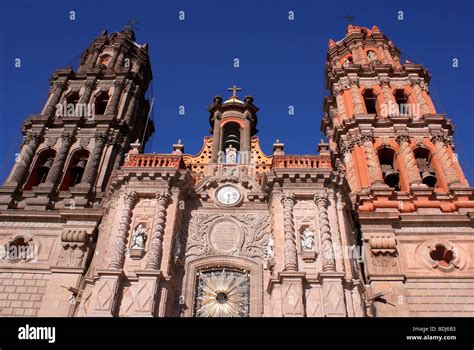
left=413, top=147, right=437, bottom=187
left=367, top=50, right=378, bottom=63
left=363, top=89, right=377, bottom=114
left=343, top=56, right=353, bottom=67
left=23, top=149, right=56, bottom=190
left=60, top=149, right=90, bottom=190
left=94, top=91, right=110, bottom=115
left=65, top=90, right=80, bottom=117
left=394, top=89, right=409, bottom=116
left=222, top=122, right=241, bottom=152
left=378, top=147, right=400, bottom=190
left=99, top=54, right=111, bottom=67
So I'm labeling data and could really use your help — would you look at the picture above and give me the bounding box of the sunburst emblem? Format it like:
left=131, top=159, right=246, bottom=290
left=195, top=269, right=249, bottom=317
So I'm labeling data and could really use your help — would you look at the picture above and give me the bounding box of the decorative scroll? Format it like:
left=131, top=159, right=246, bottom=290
left=183, top=136, right=213, bottom=173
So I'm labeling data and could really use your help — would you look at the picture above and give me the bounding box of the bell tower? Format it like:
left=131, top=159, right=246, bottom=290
left=208, top=85, right=258, bottom=164
left=0, top=27, right=153, bottom=210
left=322, top=25, right=474, bottom=316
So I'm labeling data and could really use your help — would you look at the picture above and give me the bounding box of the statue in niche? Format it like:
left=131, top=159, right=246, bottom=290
left=266, top=237, right=274, bottom=259
left=225, top=145, right=237, bottom=164
left=131, top=224, right=147, bottom=249
left=300, top=227, right=315, bottom=251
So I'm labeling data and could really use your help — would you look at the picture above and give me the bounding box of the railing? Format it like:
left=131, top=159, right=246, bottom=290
left=123, top=154, right=184, bottom=168
left=272, top=155, right=331, bottom=169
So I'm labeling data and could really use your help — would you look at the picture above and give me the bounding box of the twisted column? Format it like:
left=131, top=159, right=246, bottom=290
left=333, top=86, right=347, bottom=126
left=349, top=78, right=365, bottom=115
left=379, top=78, right=399, bottom=117
left=78, top=80, right=96, bottom=106
left=314, top=190, right=336, bottom=272
left=6, top=132, right=43, bottom=185
left=87, top=47, right=101, bottom=68
left=357, top=133, right=384, bottom=185
left=107, top=46, right=120, bottom=69
left=79, top=132, right=108, bottom=186
left=124, top=85, right=140, bottom=125
left=281, top=192, right=298, bottom=271
left=145, top=191, right=172, bottom=270
left=396, top=133, right=422, bottom=185
left=376, top=43, right=390, bottom=64
left=115, top=47, right=126, bottom=69
left=431, top=134, right=461, bottom=186
left=350, top=42, right=368, bottom=65
left=44, top=132, right=75, bottom=185
left=410, top=78, right=431, bottom=117
left=108, top=191, right=138, bottom=269
left=340, top=143, right=359, bottom=192
left=44, top=81, right=67, bottom=116
left=105, top=80, right=126, bottom=116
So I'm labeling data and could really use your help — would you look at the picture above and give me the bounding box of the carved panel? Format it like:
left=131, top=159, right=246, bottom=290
left=181, top=212, right=270, bottom=262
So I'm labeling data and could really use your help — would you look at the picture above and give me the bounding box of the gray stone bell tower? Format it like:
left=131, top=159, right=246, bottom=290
left=0, top=27, right=154, bottom=210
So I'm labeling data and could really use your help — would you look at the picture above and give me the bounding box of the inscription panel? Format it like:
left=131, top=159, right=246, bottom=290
left=208, top=219, right=242, bottom=253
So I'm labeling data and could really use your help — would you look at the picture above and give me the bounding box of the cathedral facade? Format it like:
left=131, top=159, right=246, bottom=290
left=0, top=25, right=473, bottom=317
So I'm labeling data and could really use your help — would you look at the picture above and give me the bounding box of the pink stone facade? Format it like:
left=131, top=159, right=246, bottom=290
left=0, top=25, right=473, bottom=317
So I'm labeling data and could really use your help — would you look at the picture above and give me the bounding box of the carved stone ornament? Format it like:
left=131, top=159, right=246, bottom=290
left=181, top=212, right=270, bottom=261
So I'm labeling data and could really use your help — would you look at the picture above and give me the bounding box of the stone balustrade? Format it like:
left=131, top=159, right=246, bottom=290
left=272, top=155, right=331, bottom=169
left=123, top=154, right=185, bottom=168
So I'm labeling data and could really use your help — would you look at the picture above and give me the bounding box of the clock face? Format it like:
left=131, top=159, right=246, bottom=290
left=216, top=186, right=241, bottom=206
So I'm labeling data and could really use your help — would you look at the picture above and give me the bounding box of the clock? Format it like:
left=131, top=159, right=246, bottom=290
left=216, top=185, right=241, bottom=206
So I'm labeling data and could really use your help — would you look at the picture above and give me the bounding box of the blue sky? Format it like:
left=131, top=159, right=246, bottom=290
left=0, top=0, right=473, bottom=183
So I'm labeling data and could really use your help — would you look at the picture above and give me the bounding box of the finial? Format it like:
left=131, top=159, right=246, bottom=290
left=124, top=18, right=140, bottom=32
left=244, top=95, right=253, bottom=104
left=227, top=85, right=242, bottom=98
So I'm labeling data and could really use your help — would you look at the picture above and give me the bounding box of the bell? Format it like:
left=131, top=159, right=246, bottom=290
left=38, top=157, right=53, bottom=171
left=384, top=169, right=400, bottom=188
left=72, top=158, right=87, bottom=171
left=421, top=171, right=437, bottom=187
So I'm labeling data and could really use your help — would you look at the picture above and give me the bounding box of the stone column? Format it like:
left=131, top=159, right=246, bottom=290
left=240, top=118, right=251, bottom=162
left=145, top=191, right=172, bottom=270
left=357, top=133, right=384, bottom=185
left=379, top=77, right=399, bottom=117
left=409, top=78, right=431, bottom=117
left=108, top=191, right=138, bottom=269
left=79, top=132, right=108, bottom=186
left=87, top=47, right=101, bottom=68
left=43, top=132, right=75, bottom=186
left=5, top=132, right=43, bottom=185
left=115, top=48, right=126, bottom=69
left=281, top=192, right=298, bottom=271
left=350, top=42, right=368, bottom=65
left=113, top=136, right=128, bottom=171
left=44, top=81, right=67, bottom=116
left=78, top=80, right=96, bottom=105
left=349, top=77, right=365, bottom=115
left=334, top=86, right=347, bottom=126
left=431, top=134, right=461, bottom=186
left=396, top=133, right=422, bottom=185
left=314, top=190, right=336, bottom=272
left=211, top=114, right=221, bottom=163
left=107, top=46, right=120, bottom=69
left=105, top=80, right=126, bottom=116
left=340, top=143, right=359, bottom=192
left=376, top=43, right=390, bottom=64
left=124, top=85, right=140, bottom=125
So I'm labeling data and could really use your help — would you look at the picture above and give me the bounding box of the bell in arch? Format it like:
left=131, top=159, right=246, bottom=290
left=381, top=164, right=399, bottom=188
left=72, top=158, right=87, bottom=171
left=421, top=171, right=437, bottom=187
left=38, top=157, right=53, bottom=172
